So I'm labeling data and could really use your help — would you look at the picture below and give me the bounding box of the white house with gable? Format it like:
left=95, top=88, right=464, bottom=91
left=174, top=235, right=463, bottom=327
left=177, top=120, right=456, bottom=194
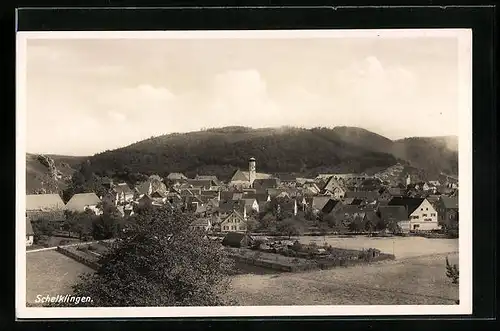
left=388, top=197, right=440, bottom=231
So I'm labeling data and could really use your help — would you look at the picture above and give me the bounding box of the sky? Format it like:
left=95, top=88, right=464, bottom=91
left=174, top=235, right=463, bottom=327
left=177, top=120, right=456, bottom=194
left=23, top=33, right=461, bottom=156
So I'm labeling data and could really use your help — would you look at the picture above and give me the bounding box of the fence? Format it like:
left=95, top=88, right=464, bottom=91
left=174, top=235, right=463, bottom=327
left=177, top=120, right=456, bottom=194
left=228, top=253, right=297, bottom=272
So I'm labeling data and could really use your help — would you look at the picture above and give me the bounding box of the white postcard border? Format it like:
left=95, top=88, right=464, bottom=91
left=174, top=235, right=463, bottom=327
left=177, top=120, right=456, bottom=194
left=16, top=28, right=473, bottom=319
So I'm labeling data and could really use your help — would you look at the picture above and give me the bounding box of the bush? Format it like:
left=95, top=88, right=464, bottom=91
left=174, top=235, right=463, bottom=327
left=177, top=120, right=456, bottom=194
left=290, top=240, right=303, bottom=252
left=59, top=239, right=70, bottom=246
left=445, top=256, right=459, bottom=284
left=77, top=246, right=88, bottom=252
left=88, top=244, right=97, bottom=251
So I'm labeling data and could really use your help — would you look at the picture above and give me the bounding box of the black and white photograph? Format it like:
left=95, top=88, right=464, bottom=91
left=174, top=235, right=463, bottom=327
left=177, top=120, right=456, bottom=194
left=16, top=29, right=472, bottom=318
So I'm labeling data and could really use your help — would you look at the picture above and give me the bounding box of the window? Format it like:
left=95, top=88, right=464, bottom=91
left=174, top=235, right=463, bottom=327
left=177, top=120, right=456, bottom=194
left=420, top=208, right=423, bottom=211
left=422, top=213, right=427, bottom=217
left=426, top=208, right=428, bottom=211
left=411, top=216, right=419, bottom=219
left=431, top=213, right=436, bottom=216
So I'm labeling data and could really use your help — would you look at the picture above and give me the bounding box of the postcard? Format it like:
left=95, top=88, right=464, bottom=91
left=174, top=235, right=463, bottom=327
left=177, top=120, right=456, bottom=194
left=16, top=28, right=472, bottom=318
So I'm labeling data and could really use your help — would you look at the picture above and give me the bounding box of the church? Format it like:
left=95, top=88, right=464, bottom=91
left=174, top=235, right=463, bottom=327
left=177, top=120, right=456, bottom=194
left=229, top=157, right=274, bottom=188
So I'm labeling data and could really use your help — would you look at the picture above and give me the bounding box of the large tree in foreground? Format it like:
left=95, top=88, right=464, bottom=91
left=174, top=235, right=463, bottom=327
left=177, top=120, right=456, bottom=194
left=71, top=206, right=235, bottom=307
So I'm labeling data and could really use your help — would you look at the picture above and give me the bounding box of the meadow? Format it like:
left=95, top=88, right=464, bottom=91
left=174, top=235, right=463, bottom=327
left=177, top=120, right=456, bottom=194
left=228, top=252, right=459, bottom=305
left=26, top=250, right=94, bottom=305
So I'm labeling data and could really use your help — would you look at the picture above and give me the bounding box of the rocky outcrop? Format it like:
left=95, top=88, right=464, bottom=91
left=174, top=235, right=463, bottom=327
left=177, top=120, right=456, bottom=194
left=36, top=154, right=63, bottom=180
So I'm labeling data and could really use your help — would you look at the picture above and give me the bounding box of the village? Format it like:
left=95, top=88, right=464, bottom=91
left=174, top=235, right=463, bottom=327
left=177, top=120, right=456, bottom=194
left=24, top=156, right=461, bottom=306
left=26, top=157, right=459, bottom=248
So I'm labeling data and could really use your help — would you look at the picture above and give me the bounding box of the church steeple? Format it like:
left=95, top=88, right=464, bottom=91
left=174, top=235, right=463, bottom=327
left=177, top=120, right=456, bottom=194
left=249, top=157, right=256, bottom=186
left=406, top=174, right=411, bottom=187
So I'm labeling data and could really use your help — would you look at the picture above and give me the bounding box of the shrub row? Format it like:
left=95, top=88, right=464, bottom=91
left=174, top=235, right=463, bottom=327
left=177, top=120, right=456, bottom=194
left=57, top=246, right=101, bottom=270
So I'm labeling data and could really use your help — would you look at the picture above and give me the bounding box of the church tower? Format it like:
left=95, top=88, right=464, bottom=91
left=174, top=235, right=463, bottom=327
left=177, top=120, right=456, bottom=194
left=249, top=157, right=256, bottom=186
left=406, top=174, right=411, bottom=187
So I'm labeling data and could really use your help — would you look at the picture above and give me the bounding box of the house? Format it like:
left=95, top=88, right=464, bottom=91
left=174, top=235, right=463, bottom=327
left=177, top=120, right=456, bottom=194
left=377, top=206, right=410, bottom=232
left=320, top=199, right=342, bottom=216
left=180, top=187, right=202, bottom=197
left=296, top=177, right=315, bottom=186
left=378, top=187, right=404, bottom=201
left=184, top=195, right=205, bottom=212
left=267, top=188, right=297, bottom=199
left=301, top=182, right=321, bottom=196
left=243, top=191, right=270, bottom=203
left=220, top=210, right=247, bottom=232
left=221, top=232, right=254, bottom=248
left=220, top=191, right=236, bottom=202
left=428, top=180, right=441, bottom=187
left=317, top=173, right=370, bottom=181
left=230, top=157, right=274, bottom=187
left=186, top=179, right=218, bottom=190
left=310, top=196, right=331, bottom=214
left=112, top=183, right=135, bottom=204
left=150, top=190, right=168, bottom=204
left=425, top=195, right=441, bottom=209
left=253, top=178, right=280, bottom=190
left=194, top=175, right=221, bottom=186
left=388, top=197, right=440, bottom=231
left=26, top=218, right=34, bottom=246
left=65, top=193, right=102, bottom=215
left=26, top=194, right=66, bottom=221
left=344, top=191, right=379, bottom=202
left=190, top=218, right=212, bottom=232
left=437, top=196, right=459, bottom=229
left=135, top=179, right=167, bottom=199
left=359, top=177, right=384, bottom=191
left=321, top=177, right=346, bottom=199
left=205, top=198, right=220, bottom=210
left=218, top=199, right=247, bottom=218
left=277, top=173, right=297, bottom=186
left=166, top=172, right=188, bottom=182
left=201, top=190, right=221, bottom=201
left=242, top=198, right=259, bottom=214
left=344, top=198, right=363, bottom=206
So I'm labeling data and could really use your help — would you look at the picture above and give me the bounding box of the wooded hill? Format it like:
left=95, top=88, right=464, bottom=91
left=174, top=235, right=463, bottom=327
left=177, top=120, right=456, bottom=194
left=73, top=126, right=458, bottom=182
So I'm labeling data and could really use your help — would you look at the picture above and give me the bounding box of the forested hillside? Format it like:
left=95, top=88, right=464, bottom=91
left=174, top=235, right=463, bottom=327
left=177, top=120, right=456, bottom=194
left=26, top=126, right=459, bottom=192
left=86, top=126, right=401, bottom=181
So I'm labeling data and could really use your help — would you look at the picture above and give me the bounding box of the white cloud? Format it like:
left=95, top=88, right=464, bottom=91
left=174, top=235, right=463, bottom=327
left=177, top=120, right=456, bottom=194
left=207, top=69, right=278, bottom=119
left=107, top=111, right=127, bottom=122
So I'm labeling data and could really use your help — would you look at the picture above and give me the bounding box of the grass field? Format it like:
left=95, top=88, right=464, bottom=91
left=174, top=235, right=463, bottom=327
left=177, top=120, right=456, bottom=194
left=26, top=250, right=94, bottom=304
left=227, top=252, right=459, bottom=305
left=24, top=237, right=460, bottom=306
